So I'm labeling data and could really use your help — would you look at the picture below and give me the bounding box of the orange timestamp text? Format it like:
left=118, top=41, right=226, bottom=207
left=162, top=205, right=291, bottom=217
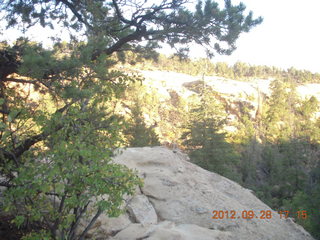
left=211, top=210, right=308, bottom=220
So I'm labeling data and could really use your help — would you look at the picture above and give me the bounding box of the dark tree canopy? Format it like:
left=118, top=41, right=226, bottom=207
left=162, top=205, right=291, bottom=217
left=1, top=0, right=262, bottom=58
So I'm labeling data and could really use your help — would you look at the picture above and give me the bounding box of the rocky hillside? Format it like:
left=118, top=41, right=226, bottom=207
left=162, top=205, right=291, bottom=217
left=80, top=147, right=314, bottom=240
left=139, top=70, right=320, bottom=118
left=140, top=70, right=320, bottom=98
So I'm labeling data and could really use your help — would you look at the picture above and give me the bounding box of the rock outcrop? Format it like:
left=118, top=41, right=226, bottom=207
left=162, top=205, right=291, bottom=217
left=82, top=147, right=314, bottom=240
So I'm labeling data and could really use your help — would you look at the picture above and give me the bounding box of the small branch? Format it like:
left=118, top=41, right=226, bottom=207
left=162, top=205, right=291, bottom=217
left=0, top=181, right=61, bottom=198
left=51, top=193, right=66, bottom=238
left=59, top=0, right=93, bottom=29
left=112, top=0, right=138, bottom=27
left=67, top=201, right=91, bottom=240
left=4, top=78, right=38, bottom=85
left=78, top=208, right=103, bottom=240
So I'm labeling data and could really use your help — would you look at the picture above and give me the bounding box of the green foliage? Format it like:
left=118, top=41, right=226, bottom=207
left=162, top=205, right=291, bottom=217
left=120, top=81, right=188, bottom=145
left=1, top=0, right=262, bottom=58
left=124, top=100, right=160, bottom=147
left=21, top=230, right=52, bottom=240
left=0, top=39, right=142, bottom=239
left=181, top=81, right=240, bottom=181
left=235, top=80, right=320, bottom=239
left=175, top=74, right=320, bottom=238
left=264, top=79, right=299, bottom=141
left=281, top=160, right=320, bottom=239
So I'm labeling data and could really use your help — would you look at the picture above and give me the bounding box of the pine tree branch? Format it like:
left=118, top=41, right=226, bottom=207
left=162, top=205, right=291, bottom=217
left=93, top=26, right=147, bottom=59
left=0, top=103, right=72, bottom=164
left=58, top=0, right=93, bottom=29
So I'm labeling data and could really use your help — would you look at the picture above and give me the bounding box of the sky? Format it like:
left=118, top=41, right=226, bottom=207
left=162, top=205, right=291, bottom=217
left=186, top=0, right=320, bottom=73
left=1, top=0, right=320, bottom=73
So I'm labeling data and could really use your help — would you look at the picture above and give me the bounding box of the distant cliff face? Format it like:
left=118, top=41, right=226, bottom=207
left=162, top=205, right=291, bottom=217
left=79, top=147, right=314, bottom=240
left=140, top=69, right=320, bottom=120
left=140, top=70, right=320, bottom=100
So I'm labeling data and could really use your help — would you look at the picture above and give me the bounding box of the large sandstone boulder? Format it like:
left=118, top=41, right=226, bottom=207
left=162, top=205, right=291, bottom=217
left=83, top=147, right=314, bottom=240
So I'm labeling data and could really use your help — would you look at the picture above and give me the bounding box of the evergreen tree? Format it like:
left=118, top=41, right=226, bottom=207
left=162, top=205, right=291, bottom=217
left=296, top=96, right=320, bottom=141
left=181, top=81, right=240, bottom=180
left=265, top=79, right=300, bottom=141
left=125, top=101, right=160, bottom=147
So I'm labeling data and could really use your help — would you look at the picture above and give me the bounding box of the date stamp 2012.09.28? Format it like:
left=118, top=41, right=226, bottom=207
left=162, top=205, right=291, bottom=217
left=211, top=210, right=308, bottom=220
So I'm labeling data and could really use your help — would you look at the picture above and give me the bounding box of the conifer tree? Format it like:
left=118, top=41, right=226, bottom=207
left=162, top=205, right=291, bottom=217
left=124, top=100, right=160, bottom=147
left=265, top=79, right=300, bottom=141
left=181, top=80, right=239, bottom=180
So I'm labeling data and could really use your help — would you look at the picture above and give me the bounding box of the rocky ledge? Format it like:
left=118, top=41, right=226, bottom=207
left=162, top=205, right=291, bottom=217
left=79, top=147, right=314, bottom=240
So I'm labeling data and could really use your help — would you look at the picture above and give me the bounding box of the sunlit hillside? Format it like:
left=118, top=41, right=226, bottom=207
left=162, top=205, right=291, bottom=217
left=117, top=67, right=320, bottom=143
